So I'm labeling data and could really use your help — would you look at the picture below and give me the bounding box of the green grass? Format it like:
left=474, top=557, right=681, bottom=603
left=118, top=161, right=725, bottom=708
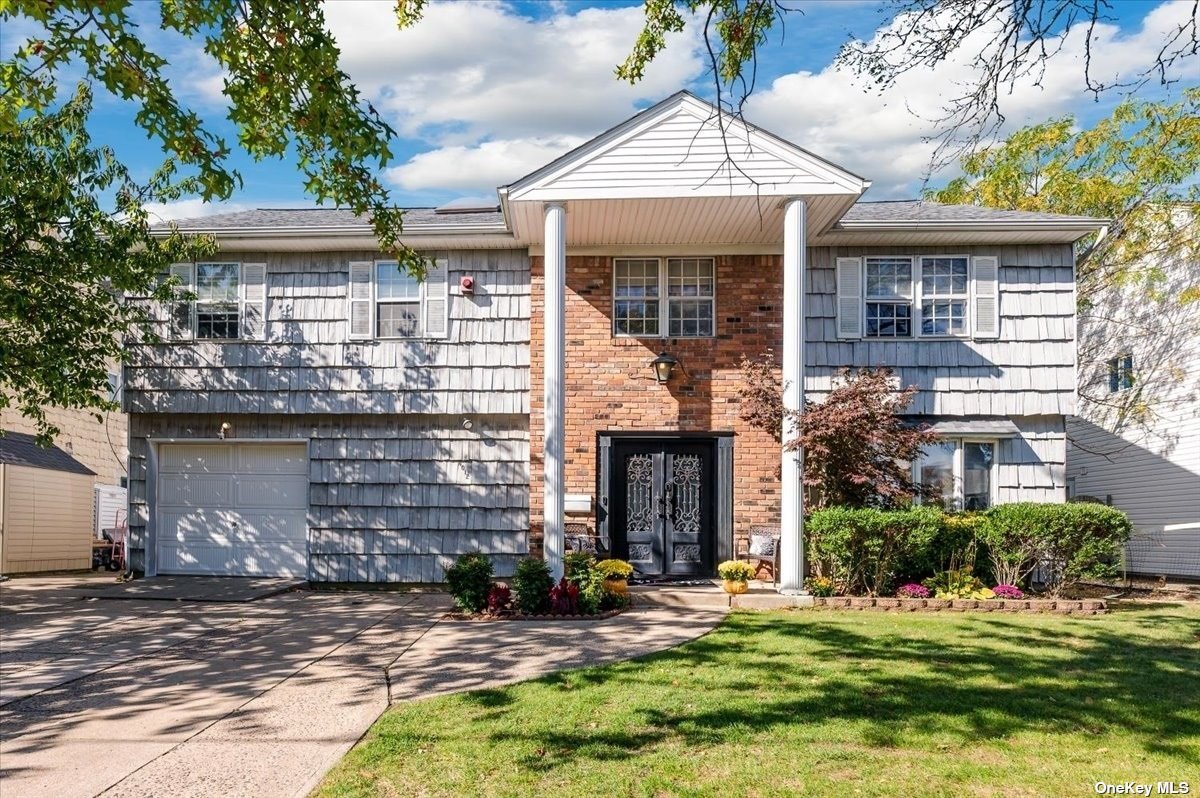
left=316, top=605, right=1200, bottom=798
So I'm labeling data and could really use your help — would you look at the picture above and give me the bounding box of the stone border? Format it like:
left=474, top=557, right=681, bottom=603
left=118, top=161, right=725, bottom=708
left=809, top=596, right=1107, bottom=615
left=442, top=607, right=628, bottom=622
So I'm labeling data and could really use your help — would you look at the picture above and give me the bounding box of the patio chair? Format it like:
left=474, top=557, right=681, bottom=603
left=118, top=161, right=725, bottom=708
left=736, top=525, right=781, bottom=585
left=565, top=522, right=608, bottom=557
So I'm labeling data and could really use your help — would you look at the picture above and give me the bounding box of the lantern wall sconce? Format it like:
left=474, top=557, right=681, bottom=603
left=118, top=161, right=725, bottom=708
left=650, top=351, right=679, bottom=384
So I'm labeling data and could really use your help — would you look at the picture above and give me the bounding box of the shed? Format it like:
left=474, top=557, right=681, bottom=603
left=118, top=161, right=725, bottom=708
left=0, top=431, right=97, bottom=574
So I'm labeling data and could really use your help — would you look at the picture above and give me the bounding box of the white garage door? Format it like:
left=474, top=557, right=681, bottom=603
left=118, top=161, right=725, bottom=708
left=157, top=443, right=308, bottom=577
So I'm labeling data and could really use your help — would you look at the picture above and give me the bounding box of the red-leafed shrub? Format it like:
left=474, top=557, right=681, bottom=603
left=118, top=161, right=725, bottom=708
left=486, top=583, right=512, bottom=613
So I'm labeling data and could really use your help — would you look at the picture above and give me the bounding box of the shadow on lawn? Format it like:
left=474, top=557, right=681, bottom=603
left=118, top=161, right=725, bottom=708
left=482, top=607, right=1200, bottom=771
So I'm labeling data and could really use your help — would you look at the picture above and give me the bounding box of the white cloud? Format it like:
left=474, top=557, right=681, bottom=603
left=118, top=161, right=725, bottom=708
left=386, top=135, right=586, bottom=192
left=744, top=1, right=1195, bottom=197
left=143, top=199, right=252, bottom=223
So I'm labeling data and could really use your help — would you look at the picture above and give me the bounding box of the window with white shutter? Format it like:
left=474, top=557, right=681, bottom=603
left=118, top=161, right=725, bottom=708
left=971, top=255, right=1000, bottom=339
left=349, top=257, right=449, bottom=339
left=168, top=262, right=194, bottom=340
left=348, top=261, right=374, bottom=339
left=422, top=257, right=450, bottom=339
left=240, top=263, right=267, bottom=340
left=835, top=257, right=863, bottom=339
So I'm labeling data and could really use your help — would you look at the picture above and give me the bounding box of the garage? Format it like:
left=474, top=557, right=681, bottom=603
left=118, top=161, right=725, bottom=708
left=156, top=442, right=308, bottom=577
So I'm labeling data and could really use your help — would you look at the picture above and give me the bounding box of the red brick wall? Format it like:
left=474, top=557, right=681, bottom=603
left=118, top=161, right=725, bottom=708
left=529, top=254, right=785, bottom=558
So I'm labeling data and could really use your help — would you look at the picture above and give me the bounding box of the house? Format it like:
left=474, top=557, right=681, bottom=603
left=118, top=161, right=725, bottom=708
left=1067, top=221, right=1200, bottom=579
left=128, top=91, right=1104, bottom=588
left=1, top=385, right=129, bottom=571
left=0, top=432, right=98, bottom=574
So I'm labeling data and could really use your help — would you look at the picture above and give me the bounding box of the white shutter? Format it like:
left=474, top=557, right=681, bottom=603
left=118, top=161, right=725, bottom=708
left=422, top=256, right=449, bottom=338
left=168, top=262, right=194, bottom=340
left=240, top=263, right=267, bottom=340
left=972, top=255, right=1000, bottom=339
left=348, top=261, right=373, bottom=339
left=835, top=257, right=863, bottom=339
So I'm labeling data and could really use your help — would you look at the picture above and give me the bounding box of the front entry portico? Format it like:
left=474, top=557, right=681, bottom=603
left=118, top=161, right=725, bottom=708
left=501, top=91, right=871, bottom=590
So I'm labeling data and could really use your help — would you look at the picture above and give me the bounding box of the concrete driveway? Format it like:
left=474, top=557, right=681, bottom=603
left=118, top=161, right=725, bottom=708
left=0, top=575, right=725, bottom=798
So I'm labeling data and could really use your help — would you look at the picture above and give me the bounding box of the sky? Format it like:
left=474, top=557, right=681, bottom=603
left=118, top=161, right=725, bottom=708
left=4, top=0, right=1195, bottom=221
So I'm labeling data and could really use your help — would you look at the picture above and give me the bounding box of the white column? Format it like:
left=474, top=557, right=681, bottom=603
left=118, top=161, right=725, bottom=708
left=543, top=201, right=567, bottom=579
left=779, top=198, right=807, bottom=594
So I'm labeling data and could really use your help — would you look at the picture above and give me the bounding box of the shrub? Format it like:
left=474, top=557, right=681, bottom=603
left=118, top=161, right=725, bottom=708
left=512, top=557, right=554, bottom=615
left=896, top=583, right=931, bottom=599
left=718, top=560, right=756, bottom=581
left=549, top=577, right=580, bottom=615
left=923, top=567, right=994, bottom=600
left=595, top=558, right=634, bottom=580
left=486, top=583, right=512, bottom=613
left=980, top=503, right=1132, bottom=595
left=993, top=584, right=1024, bottom=599
left=805, top=506, right=945, bottom=596
left=564, top=551, right=605, bottom=615
left=444, top=551, right=494, bottom=613
left=805, top=576, right=836, bottom=597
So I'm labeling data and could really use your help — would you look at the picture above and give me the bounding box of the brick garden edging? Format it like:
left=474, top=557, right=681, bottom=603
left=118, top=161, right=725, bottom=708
left=443, top=607, right=628, bottom=622
left=810, top=596, right=1107, bottom=615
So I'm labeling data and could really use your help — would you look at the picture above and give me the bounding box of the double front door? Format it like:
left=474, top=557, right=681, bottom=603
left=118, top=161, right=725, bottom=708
left=611, top=440, right=715, bottom=577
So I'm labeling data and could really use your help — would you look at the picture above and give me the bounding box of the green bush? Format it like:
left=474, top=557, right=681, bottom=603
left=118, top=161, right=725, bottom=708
left=443, top=551, right=494, bottom=613
left=923, top=567, right=994, bottom=600
left=512, top=557, right=554, bottom=615
left=895, top=511, right=984, bottom=583
left=564, top=551, right=606, bottom=615
left=805, top=506, right=945, bottom=596
left=981, top=503, right=1132, bottom=595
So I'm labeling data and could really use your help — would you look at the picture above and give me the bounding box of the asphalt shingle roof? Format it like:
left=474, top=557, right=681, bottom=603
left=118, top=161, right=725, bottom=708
left=840, top=199, right=1098, bottom=224
left=0, top=431, right=96, bottom=476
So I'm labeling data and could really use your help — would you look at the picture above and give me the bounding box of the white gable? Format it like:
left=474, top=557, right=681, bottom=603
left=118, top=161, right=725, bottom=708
left=505, top=92, right=868, bottom=202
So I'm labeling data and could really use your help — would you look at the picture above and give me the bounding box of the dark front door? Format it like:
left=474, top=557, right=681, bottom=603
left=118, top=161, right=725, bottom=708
left=611, top=440, right=715, bottom=577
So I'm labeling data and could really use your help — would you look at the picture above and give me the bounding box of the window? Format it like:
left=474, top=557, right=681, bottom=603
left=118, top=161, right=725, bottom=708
left=865, top=256, right=913, bottom=337
left=195, top=262, right=240, bottom=339
left=375, top=261, right=421, bottom=338
left=1107, top=354, right=1134, bottom=392
left=916, top=438, right=995, bottom=510
left=106, top=372, right=122, bottom=404
left=613, top=257, right=714, bottom=338
left=919, top=256, right=969, bottom=336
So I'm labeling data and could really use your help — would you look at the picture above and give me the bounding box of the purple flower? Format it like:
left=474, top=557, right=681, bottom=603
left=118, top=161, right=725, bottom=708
left=896, top=583, right=931, bottom=599
left=993, top=584, right=1024, bottom=599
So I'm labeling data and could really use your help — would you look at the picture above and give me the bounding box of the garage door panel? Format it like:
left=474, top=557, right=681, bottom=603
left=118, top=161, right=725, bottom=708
left=160, top=444, right=235, bottom=473
left=157, top=443, right=308, bottom=577
left=234, top=476, right=308, bottom=509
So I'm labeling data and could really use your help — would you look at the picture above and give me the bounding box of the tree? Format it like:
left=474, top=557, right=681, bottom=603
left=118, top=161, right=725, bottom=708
left=616, top=1, right=1199, bottom=166
left=0, top=85, right=215, bottom=444
left=738, top=358, right=938, bottom=508
left=929, top=92, right=1200, bottom=437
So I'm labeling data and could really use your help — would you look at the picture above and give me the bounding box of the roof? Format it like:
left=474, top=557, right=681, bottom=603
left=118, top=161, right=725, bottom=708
left=156, top=206, right=505, bottom=234
left=840, top=200, right=1101, bottom=225
left=0, top=431, right=97, bottom=476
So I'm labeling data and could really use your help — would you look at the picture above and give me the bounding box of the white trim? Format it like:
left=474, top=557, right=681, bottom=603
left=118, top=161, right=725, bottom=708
left=610, top=256, right=717, bottom=339
left=373, top=258, right=423, bottom=340
left=915, top=254, right=971, bottom=339
left=857, top=253, right=979, bottom=340
left=193, top=261, right=243, bottom=341
left=914, top=437, right=998, bottom=510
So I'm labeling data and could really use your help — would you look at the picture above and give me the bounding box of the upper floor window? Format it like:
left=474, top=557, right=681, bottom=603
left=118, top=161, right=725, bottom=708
left=1107, top=354, right=1134, bottom=392
left=838, top=254, right=999, bottom=340
left=167, top=261, right=266, bottom=341
left=916, top=438, right=995, bottom=510
left=613, top=257, right=715, bottom=338
left=347, top=258, right=449, bottom=340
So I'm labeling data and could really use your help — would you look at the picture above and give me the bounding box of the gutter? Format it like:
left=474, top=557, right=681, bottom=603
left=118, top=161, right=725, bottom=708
left=833, top=218, right=1108, bottom=233
left=152, top=224, right=513, bottom=238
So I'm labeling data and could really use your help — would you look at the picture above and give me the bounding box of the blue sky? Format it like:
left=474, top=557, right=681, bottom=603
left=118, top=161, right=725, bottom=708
left=6, top=0, right=1193, bottom=220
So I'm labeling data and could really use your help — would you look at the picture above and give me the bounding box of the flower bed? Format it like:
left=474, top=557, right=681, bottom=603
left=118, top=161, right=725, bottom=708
left=807, top=596, right=1107, bottom=614
left=443, top=607, right=628, bottom=622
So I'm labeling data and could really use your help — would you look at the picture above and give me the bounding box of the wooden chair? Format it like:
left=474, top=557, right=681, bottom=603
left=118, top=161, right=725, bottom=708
left=736, top=525, right=781, bottom=584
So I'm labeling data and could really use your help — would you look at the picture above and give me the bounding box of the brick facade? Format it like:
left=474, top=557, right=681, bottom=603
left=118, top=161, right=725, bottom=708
left=530, top=254, right=786, bottom=560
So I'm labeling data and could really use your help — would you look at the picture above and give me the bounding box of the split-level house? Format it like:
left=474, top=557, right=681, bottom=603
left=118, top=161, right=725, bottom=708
left=1067, top=220, right=1200, bottom=579
left=127, top=92, right=1104, bottom=588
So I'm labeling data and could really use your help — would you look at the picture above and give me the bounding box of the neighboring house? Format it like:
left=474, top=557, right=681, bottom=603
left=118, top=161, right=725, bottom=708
left=1067, top=229, right=1200, bottom=579
left=0, top=432, right=97, bottom=574
left=129, top=91, right=1103, bottom=585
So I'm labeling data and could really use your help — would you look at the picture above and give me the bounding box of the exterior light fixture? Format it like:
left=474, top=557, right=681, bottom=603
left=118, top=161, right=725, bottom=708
left=650, top=352, right=679, bottom=384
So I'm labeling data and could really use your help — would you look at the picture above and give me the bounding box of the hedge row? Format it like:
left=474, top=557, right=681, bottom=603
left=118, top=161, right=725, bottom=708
left=805, top=502, right=1132, bottom=597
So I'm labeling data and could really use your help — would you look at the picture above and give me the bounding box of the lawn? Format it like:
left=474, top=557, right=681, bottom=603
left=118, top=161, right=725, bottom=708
left=316, top=604, right=1200, bottom=798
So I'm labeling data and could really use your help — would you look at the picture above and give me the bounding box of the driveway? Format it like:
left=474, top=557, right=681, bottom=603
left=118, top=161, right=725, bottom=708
left=0, top=576, right=725, bottom=798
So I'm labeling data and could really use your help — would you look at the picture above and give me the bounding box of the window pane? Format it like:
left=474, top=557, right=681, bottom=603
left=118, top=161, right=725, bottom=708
left=921, top=299, right=967, bottom=335
left=667, top=258, right=714, bottom=297
left=668, top=298, right=713, bottom=337
left=920, top=257, right=968, bottom=296
left=376, top=262, right=420, bottom=300
left=963, top=442, right=993, bottom=510
left=196, top=303, right=239, bottom=339
left=614, top=259, right=660, bottom=298
left=377, top=302, right=420, bottom=337
left=866, top=301, right=912, bottom=337
left=865, top=257, right=913, bottom=299
left=196, top=263, right=239, bottom=302
left=918, top=441, right=956, bottom=509
left=614, top=300, right=660, bottom=336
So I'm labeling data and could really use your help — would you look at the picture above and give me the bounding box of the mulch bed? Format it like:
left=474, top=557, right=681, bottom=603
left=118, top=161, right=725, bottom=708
left=442, top=607, right=628, bottom=622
